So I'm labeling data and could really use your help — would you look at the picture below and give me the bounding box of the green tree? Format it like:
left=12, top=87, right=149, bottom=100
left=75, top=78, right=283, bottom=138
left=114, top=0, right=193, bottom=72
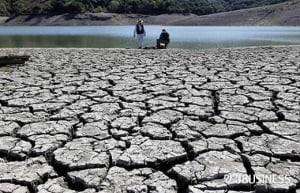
left=109, top=0, right=120, bottom=12
left=0, top=0, right=291, bottom=17
left=0, top=0, right=9, bottom=16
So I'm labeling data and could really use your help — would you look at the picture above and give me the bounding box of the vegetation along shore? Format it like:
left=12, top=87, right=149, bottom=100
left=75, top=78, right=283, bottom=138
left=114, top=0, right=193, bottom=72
left=0, top=0, right=299, bottom=26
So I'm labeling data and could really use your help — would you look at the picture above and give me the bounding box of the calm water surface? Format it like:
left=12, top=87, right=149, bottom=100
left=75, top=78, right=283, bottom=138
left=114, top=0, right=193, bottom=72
left=0, top=26, right=299, bottom=49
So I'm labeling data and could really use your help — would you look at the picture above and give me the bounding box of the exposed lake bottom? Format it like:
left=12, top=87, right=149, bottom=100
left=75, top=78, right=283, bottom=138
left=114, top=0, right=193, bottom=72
left=0, top=46, right=299, bottom=192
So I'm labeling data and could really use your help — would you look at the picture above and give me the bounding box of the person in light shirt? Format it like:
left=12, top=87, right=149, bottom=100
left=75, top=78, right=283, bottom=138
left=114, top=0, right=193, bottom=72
left=133, top=19, right=146, bottom=49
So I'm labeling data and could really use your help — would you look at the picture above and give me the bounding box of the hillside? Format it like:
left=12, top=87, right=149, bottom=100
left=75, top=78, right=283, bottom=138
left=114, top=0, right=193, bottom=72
left=0, top=0, right=289, bottom=17
left=168, top=0, right=300, bottom=26
left=0, top=0, right=299, bottom=26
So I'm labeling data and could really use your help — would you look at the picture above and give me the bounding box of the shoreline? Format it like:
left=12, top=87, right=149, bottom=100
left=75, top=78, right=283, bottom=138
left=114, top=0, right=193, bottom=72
left=0, top=44, right=299, bottom=52
left=1, top=12, right=300, bottom=26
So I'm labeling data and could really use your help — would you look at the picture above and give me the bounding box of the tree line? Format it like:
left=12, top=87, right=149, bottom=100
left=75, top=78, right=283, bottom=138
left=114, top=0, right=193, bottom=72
left=0, top=0, right=290, bottom=17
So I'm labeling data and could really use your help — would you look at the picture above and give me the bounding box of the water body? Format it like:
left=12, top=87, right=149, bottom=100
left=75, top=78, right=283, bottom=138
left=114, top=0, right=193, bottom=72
left=0, top=26, right=299, bottom=49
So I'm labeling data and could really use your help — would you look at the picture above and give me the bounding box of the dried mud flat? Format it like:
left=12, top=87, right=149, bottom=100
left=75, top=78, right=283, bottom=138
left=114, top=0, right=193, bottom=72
left=0, top=46, right=299, bottom=193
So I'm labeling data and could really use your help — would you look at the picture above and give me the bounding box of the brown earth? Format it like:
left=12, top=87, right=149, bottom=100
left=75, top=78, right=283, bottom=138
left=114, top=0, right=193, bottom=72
left=170, top=0, right=300, bottom=26
left=0, top=0, right=299, bottom=26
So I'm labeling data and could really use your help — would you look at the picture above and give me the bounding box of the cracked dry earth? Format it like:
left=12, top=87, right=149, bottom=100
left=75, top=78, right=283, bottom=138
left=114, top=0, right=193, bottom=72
left=0, top=46, right=299, bottom=193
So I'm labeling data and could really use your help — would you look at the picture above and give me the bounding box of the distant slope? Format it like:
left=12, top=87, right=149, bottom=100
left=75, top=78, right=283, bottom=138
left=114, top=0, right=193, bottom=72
left=168, top=0, right=300, bottom=26
left=0, top=0, right=290, bottom=17
left=0, top=0, right=299, bottom=26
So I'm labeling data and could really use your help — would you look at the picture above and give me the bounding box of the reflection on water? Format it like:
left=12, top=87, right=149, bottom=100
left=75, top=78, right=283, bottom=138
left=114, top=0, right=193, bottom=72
left=0, top=35, right=129, bottom=48
left=0, top=26, right=299, bottom=49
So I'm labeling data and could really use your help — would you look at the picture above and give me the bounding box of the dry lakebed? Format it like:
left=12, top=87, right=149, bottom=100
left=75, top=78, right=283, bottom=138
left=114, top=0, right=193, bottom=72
left=0, top=46, right=299, bottom=193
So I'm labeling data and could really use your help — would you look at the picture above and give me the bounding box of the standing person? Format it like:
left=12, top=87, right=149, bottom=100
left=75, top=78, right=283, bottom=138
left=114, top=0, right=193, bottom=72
left=134, top=19, right=146, bottom=49
left=157, top=29, right=170, bottom=49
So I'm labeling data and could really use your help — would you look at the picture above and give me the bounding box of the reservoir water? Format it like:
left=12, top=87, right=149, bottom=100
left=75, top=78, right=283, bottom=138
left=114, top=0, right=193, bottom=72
left=0, top=26, right=299, bottom=49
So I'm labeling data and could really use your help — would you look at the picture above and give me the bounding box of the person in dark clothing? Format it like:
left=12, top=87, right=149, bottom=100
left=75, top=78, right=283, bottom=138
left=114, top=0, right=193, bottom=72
left=157, top=29, right=170, bottom=49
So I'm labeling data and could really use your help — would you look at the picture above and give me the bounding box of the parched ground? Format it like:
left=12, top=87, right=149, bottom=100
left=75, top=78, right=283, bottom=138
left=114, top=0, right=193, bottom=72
left=0, top=46, right=299, bottom=193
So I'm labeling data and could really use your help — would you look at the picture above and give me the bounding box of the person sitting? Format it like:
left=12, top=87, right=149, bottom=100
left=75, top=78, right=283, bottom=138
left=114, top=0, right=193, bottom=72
left=157, top=29, right=170, bottom=49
